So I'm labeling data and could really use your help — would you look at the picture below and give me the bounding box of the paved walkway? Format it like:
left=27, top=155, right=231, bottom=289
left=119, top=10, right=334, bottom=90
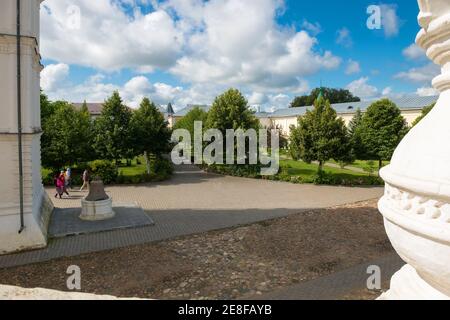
left=0, top=165, right=383, bottom=268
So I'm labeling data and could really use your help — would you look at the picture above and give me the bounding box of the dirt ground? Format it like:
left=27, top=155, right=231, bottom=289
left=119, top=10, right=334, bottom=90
left=0, top=199, right=394, bottom=300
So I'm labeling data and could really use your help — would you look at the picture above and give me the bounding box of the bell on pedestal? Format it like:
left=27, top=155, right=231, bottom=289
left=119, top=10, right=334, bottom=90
left=80, top=178, right=115, bottom=221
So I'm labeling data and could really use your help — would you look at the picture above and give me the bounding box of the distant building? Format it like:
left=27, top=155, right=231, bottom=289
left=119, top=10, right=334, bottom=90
left=72, top=103, right=104, bottom=120
left=173, top=95, right=438, bottom=136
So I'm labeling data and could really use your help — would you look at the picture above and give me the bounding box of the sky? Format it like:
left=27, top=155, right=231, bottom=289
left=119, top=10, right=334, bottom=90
left=39, top=0, right=439, bottom=111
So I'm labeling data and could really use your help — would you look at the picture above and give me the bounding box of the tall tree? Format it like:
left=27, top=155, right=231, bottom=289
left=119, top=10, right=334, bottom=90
left=205, top=89, right=260, bottom=164
left=290, top=87, right=360, bottom=108
left=289, top=96, right=350, bottom=172
left=93, top=91, right=133, bottom=163
left=206, top=88, right=260, bottom=132
left=355, top=99, right=409, bottom=169
left=41, top=102, right=94, bottom=170
left=412, top=102, right=435, bottom=127
left=348, top=108, right=364, bottom=161
left=131, top=98, right=172, bottom=174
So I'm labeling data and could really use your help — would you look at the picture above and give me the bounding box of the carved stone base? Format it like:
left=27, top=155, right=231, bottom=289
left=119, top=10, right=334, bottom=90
left=379, top=264, right=449, bottom=300
left=80, top=198, right=115, bottom=221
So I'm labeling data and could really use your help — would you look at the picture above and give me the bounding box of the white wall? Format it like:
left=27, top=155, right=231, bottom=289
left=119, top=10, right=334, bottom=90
left=0, top=0, right=51, bottom=255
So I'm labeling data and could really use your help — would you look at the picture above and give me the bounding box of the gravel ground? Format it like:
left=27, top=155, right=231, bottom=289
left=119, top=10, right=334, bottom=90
left=0, top=200, right=393, bottom=300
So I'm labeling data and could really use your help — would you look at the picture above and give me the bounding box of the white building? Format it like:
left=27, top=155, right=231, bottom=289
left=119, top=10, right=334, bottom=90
left=0, top=0, right=53, bottom=254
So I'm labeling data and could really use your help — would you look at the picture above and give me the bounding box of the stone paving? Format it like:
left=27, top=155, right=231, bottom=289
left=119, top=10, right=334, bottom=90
left=49, top=204, right=154, bottom=238
left=0, top=165, right=383, bottom=269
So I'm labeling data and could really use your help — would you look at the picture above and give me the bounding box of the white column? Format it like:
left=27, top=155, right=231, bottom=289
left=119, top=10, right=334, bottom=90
left=378, top=0, right=450, bottom=299
left=0, top=0, right=53, bottom=254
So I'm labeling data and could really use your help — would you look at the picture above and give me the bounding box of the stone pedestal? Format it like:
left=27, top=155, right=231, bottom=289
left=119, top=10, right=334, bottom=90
left=0, top=0, right=52, bottom=255
left=79, top=180, right=114, bottom=221
left=378, top=0, right=450, bottom=300
left=80, top=198, right=115, bottom=221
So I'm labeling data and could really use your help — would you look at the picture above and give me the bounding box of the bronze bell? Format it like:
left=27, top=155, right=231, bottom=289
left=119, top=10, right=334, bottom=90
left=85, top=179, right=109, bottom=201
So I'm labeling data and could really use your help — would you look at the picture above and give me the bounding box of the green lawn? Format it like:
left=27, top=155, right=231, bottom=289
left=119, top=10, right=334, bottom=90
left=279, top=159, right=382, bottom=185
left=281, top=159, right=370, bottom=177
left=279, top=149, right=389, bottom=173
left=327, top=159, right=390, bottom=171
left=117, top=157, right=147, bottom=176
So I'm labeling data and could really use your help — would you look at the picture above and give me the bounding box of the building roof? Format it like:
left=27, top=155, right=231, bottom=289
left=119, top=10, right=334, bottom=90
left=72, top=102, right=104, bottom=115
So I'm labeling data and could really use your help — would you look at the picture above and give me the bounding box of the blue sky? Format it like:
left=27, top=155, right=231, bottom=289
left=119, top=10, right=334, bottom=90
left=40, top=0, right=438, bottom=111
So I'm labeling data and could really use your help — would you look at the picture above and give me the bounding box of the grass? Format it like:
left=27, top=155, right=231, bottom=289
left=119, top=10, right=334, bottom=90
left=117, top=157, right=147, bottom=176
left=328, top=159, right=390, bottom=172
left=278, top=159, right=383, bottom=185
left=281, top=159, right=371, bottom=178
left=280, top=149, right=389, bottom=174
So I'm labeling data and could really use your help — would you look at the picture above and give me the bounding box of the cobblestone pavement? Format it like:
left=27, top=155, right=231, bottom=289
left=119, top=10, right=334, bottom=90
left=0, top=165, right=383, bottom=268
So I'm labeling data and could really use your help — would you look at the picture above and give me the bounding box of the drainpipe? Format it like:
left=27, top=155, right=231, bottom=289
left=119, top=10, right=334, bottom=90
left=17, top=0, right=25, bottom=234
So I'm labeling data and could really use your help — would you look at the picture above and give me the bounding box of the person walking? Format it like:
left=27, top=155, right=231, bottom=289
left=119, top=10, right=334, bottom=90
left=79, top=169, right=90, bottom=191
left=65, top=167, right=72, bottom=190
left=55, top=172, right=66, bottom=199
left=59, top=171, right=70, bottom=198
left=54, top=173, right=63, bottom=198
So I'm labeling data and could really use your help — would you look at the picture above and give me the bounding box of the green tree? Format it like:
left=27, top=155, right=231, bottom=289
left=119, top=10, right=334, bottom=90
left=289, top=96, right=350, bottom=172
left=41, top=102, right=94, bottom=170
left=290, top=87, right=360, bottom=108
left=173, top=106, right=208, bottom=138
left=93, top=91, right=133, bottom=163
left=348, top=108, right=364, bottom=160
left=205, top=89, right=260, bottom=165
left=131, top=98, right=172, bottom=174
left=412, top=103, right=435, bottom=127
left=206, top=88, right=260, bottom=132
left=355, top=99, right=409, bottom=170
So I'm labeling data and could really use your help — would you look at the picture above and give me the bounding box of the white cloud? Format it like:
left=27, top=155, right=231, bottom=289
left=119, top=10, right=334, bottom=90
left=416, top=87, right=439, bottom=97
left=402, top=43, right=426, bottom=60
left=41, top=0, right=183, bottom=72
left=382, top=87, right=392, bottom=96
left=345, top=59, right=361, bottom=75
left=336, top=27, right=352, bottom=48
left=346, top=77, right=378, bottom=99
left=40, top=63, right=70, bottom=91
left=41, top=0, right=340, bottom=96
left=380, top=4, right=401, bottom=38
left=168, top=0, right=340, bottom=92
left=41, top=64, right=222, bottom=111
left=267, top=93, right=292, bottom=111
left=248, top=92, right=269, bottom=106
left=302, top=20, right=322, bottom=36
left=394, top=63, right=440, bottom=83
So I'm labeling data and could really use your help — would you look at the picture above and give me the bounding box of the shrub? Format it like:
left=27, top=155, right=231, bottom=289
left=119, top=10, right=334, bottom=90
left=89, top=160, right=118, bottom=184
left=151, top=157, right=174, bottom=176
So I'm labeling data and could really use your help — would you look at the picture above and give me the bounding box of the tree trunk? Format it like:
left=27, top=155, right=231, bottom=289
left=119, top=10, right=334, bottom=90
left=318, top=160, right=324, bottom=173
left=379, top=159, right=383, bottom=171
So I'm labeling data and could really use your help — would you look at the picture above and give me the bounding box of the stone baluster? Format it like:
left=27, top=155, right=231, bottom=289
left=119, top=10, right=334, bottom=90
left=378, top=0, right=450, bottom=299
